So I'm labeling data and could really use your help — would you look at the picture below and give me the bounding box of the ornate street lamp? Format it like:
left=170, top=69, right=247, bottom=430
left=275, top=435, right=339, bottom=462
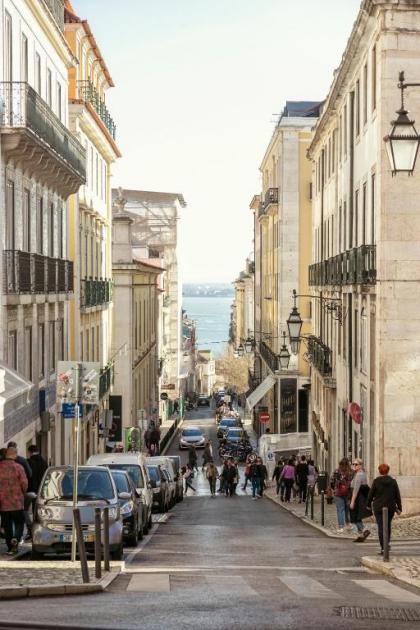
left=244, top=337, right=254, bottom=354
left=290, top=339, right=301, bottom=356
left=287, top=290, right=303, bottom=342
left=278, top=332, right=291, bottom=370
left=237, top=344, right=245, bottom=357
left=384, top=71, right=420, bottom=175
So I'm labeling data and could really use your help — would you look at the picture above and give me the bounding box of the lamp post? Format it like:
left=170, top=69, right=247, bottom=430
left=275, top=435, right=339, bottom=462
left=237, top=344, right=245, bottom=357
left=244, top=337, right=254, bottom=354
left=287, top=290, right=303, bottom=342
left=278, top=332, right=291, bottom=370
left=384, top=71, right=420, bottom=175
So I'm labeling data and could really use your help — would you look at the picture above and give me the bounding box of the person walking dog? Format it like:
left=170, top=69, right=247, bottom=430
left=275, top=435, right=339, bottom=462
left=367, top=464, right=402, bottom=555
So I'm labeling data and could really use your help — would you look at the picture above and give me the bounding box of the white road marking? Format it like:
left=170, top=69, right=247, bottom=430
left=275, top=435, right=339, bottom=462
left=353, top=579, right=420, bottom=603
left=127, top=573, right=170, bottom=592
left=124, top=564, right=370, bottom=573
left=279, top=575, right=339, bottom=599
left=206, top=575, right=259, bottom=597
left=124, top=524, right=160, bottom=566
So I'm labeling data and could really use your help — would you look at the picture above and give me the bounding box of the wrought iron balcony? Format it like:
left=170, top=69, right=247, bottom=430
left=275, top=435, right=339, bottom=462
left=81, top=278, right=113, bottom=309
left=0, top=82, right=86, bottom=195
left=307, top=336, right=332, bottom=376
left=248, top=369, right=259, bottom=390
left=258, top=340, right=278, bottom=373
left=308, top=245, right=376, bottom=287
left=78, top=81, right=116, bottom=140
left=3, top=251, right=73, bottom=295
left=264, top=187, right=278, bottom=206
left=99, top=363, right=114, bottom=399
left=43, top=0, right=64, bottom=31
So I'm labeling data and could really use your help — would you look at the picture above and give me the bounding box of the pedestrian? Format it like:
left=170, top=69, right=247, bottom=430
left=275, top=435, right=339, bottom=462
left=173, top=400, right=179, bottom=415
left=250, top=458, right=263, bottom=499
left=242, top=458, right=252, bottom=490
left=188, top=445, right=198, bottom=472
left=0, top=447, right=28, bottom=555
left=205, top=462, right=218, bottom=496
left=259, top=459, right=268, bottom=496
left=202, top=442, right=213, bottom=471
left=367, top=463, right=402, bottom=555
left=330, top=457, right=352, bottom=533
left=280, top=459, right=296, bottom=503
left=272, top=460, right=284, bottom=496
left=307, top=459, right=318, bottom=497
left=349, top=458, right=371, bottom=542
left=296, top=455, right=309, bottom=503
left=7, top=441, right=32, bottom=481
left=182, top=465, right=196, bottom=495
left=218, top=460, right=228, bottom=493
left=25, top=445, right=48, bottom=540
left=222, top=460, right=237, bottom=497
left=149, top=424, right=161, bottom=455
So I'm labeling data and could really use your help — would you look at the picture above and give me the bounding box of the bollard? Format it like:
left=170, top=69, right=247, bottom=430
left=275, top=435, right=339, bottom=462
left=305, top=487, right=310, bottom=516
left=383, top=506, right=390, bottom=562
left=321, top=490, right=325, bottom=527
left=73, top=508, right=89, bottom=583
left=94, top=507, right=102, bottom=579
left=310, top=488, right=314, bottom=521
left=103, top=507, right=110, bottom=572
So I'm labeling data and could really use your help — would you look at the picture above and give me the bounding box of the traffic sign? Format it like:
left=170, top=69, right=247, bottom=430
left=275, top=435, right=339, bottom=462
left=259, top=412, right=270, bottom=423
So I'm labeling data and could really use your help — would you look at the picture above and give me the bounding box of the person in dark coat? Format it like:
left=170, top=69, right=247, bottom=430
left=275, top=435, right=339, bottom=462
left=295, top=455, right=309, bottom=503
left=7, top=442, right=32, bottom=481
left=272, top=460, right=284, bottom=496
left=188, top=445, right=198, bottom=472
left=367, top=463, right=402, bottom=554
left=27, top=445, right=48, bottom=494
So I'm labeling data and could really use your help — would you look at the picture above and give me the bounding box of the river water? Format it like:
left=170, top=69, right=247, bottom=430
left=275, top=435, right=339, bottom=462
left=182, top=296, right=232, bottom=355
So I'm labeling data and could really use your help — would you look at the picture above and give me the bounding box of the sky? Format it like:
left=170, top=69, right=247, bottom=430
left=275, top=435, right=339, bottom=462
left=76, top=0, right=361, bottom=283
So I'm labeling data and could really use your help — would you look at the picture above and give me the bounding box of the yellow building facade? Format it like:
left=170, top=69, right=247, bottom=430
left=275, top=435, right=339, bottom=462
left=64, top=1, right=121, bottom=462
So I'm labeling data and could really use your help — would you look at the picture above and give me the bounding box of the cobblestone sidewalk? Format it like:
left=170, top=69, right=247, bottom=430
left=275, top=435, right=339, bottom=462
left=265, top=486, right=420, bottom=540
left=362, top=555, right=420, bottom=590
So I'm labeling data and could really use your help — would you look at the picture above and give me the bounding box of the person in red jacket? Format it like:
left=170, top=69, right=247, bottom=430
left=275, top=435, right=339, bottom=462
left=0, top=447, right=28, bottom=555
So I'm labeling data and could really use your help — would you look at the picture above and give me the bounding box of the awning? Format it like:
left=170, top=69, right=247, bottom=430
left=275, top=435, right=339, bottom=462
left=246, top=374, right=276, bottom=410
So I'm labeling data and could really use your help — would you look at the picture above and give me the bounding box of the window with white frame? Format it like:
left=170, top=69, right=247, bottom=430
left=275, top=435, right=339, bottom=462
left=24, top=326, right=32, bottom=380
left=35, top=52, right=41, bottom=94
left=361, top=308, right=367, bottom=373
left=38, top=323, right=45, bottom=378
left=21, top=34, right=28, bottom=82
left=8, top=330, right=17, bottom=370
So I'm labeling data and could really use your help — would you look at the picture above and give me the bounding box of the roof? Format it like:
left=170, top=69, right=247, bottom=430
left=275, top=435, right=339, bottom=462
left=281, top=101, right=323, bottom=119
left=132, top=255, right=165, bottom=272
left=112, top=189, right=187, bottom=208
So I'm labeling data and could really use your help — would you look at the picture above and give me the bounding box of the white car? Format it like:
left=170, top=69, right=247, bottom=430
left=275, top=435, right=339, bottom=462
left=178, top=426, right=206, bottom=449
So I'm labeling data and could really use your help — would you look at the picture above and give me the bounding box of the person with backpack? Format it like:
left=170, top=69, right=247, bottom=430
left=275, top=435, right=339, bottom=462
left=367, top=463, right=402, bottom=555
left=330, top=457, right=352, bottom=532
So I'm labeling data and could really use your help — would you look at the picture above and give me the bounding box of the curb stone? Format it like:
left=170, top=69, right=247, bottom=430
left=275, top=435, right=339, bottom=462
left=361, top=556, right=420, bottom=591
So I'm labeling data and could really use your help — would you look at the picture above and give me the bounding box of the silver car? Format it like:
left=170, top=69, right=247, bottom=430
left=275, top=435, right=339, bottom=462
left=32, top=466, right=124, bottom=560
left=178, top=426, right=206, bottom=449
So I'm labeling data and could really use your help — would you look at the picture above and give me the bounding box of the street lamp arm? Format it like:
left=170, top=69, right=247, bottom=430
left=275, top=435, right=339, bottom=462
left=293, top=292, right=342, bottom=303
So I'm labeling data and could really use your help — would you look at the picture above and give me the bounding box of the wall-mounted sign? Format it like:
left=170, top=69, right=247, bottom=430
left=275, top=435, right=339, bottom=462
left=161, top=384, right=176, bottom=390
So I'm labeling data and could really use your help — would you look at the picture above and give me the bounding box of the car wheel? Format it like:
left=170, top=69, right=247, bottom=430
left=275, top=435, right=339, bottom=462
left=110, top=544, right=123, bottom=561
left=127, top=531, right=138, bottom=547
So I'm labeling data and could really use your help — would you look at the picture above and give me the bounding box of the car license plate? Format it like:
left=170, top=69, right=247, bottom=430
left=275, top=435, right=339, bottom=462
left=59, top=532, right=95, bottom=543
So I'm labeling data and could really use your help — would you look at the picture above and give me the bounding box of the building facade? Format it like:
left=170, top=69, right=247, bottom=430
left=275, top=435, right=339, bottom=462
left=308, top=0, right=420, bottom=512
left=0, top=0, right=85, bottom=460
left=231, top=257, right=254, bottom=349
left=64, top=1, right=120, bottom=463
left=250, top=102, right=320, bottom=438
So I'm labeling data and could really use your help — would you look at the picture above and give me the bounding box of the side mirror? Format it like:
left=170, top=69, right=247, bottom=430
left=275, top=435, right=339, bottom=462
left=118, top=491, right=131, bottom=500
left=25, top=492, right=37, bottom=500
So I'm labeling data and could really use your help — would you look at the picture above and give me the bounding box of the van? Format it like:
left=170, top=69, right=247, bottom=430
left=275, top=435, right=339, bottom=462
left=146, top=456, right=178, bottom=506
left=86, top=453, right=153, bottom=532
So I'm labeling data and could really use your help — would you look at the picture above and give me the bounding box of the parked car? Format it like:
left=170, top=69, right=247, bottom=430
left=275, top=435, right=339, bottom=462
left=109, top=469, right=143, bottom=546
left=86, top=453, right=153, bottom=533
left=32, top=466, right=123, bottom=560
left=197, top=395, right=210, bottom=406
left=217, top=417, right=242, bottom=439
left=146, top=456, right=177, bottom=507
left=167, top=455, right=183, bottom=502
left=178, top=426, right=206, bottom=449
left=146, top=464, right=170, bottom=512
left=224, top=427, right=248, bottom=445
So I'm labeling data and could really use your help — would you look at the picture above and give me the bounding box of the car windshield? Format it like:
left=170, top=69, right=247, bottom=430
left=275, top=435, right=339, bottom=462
left=40, top=469, right=114, bottom=501
left=182, top=429, right=202, bottom=437
left=147, top=466, right=160, bottom=482
left=110, top=471, right=130, bottom=494
left=106, top=464, right=144, bottom=488
left=221, top=419, right=236, bottom=426
left=227, top=429, right=242, bottom=436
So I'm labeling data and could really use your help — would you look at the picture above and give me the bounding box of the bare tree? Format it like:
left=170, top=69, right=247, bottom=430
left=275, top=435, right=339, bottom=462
left=215, top=346, right=249, bottom=396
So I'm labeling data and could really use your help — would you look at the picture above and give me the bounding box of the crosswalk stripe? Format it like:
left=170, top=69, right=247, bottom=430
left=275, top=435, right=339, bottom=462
left=353, top=579, right=420, bottom=603
left=127, top=573, right=170, bottom=592
left=206, top=575, right=259, bottom=597
left=278, top=575, right=339, bottom=599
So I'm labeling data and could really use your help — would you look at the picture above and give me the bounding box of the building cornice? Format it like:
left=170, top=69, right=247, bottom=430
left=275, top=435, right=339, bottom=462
left=70, top=100, right=121, bottom=160
left=27, top=0, right=76, bottom=69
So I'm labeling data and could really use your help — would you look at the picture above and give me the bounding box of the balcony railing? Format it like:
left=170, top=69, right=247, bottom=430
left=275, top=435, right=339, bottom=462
left=308, top=244, right=376, bottom=287
left=99, top=363, right=114, bottom=399
left=43, top=0, right=64, bottom=31
left=248, top=369, right=259, bottom=390
left=259, top=340, right=278, bottom=373
left=81, top=278, right=113, bottom=309
left=0, top=82, right=86, bottom=182
left=3, top=251, right=73, bottom=294
left=307, top=336, right=332, bottom=376
left=78, top=81, right=116, bottom=140
left=264, top=187, right=278, bottom=206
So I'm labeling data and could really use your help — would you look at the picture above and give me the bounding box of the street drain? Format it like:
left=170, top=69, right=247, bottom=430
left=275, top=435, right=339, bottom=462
left=335, top=607, right=420, bottom=622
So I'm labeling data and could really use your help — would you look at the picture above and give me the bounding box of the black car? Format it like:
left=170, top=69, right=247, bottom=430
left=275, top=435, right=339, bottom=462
left=110, top=469, right=143, bottom=546
left=197, top=395, right=210, bottom=406
left=217, top=417, right=242, bottom=439
left=147, top=464, right=170, bottom=512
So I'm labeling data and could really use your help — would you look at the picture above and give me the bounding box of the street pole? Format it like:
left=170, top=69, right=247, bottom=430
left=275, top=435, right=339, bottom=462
left=71, top=363, right=81, bottom=563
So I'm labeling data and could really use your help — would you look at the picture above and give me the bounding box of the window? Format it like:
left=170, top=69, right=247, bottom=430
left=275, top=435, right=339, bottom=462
left=6, top=179, right=15, bottom=249
left=354, top=309, right=358, bottom=368
left=354, top=189, right=359, bottom=247
left=24, top=326, right=32, bottom=380
left=96, top=154, right=99, bottom=196
left=58, top=204, right=63, bottom=258
left=355, top=79, right=360, bottom=137
left=38, top=323, right=45, bottom=378
left=49, top=321, right=55, bottom=373
left=332, top=129, right=336, bottom=174
left=96, top=325, right=100, bottom=362
left=362, top=183, right=367, bottom=245
left=35, top=52, right=41, bottom=94
left=85, top=329, right=89, bottom=360
left=23, top=188, right=31, bottom=252
left=8, top=330, right=17, bottom=370
left=363, top=63, right=368, bottom=125
left=371, top=173, right=376, bottom=244
left=372, top=46, right=377, bottom=112
left=343, top=201, right=347, bottom=250
left=361, top=308, right=367, bottom=373
left=46, top=68, right=52, bottom=107
left=57, top=82, right=62, bottom=120
left=343, top=104, right=348, bottom=156
left=4, top=11, right=13, bottom=82
left=21, top=34, right=28, bottom=82
left=49, top=203, right=55, bottom=257
left=91, top=327, right=95, bottom=360
left=80, top=332, right=84, bottom=361
left=339, top=204, right=342, bottom=252
left=37, top=195, right=44, bottom=254
left=58, top=319, right=64, bottom=361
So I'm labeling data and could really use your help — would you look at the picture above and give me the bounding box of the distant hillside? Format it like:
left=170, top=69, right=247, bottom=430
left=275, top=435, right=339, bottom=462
left=183, top=283, right=234, bottom=297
